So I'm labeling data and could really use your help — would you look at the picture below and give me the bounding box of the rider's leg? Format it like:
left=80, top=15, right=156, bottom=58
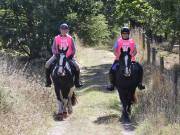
left=69, top=59, right=83, bottom=88
left=136, top=63, right=145, bottom=90
left=107, top=69, right=115, bottom=91
left=45, top=55, right=56, bottom=87
left=107, top=61, right=118, bottom=91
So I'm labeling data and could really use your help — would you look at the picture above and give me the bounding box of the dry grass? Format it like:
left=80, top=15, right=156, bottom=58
left=0, top=55, right=56, bottom=135
left=135, top=114, right=180, bottom=135
left=133, top=66, right=180, bottom=134
left=136, top=67, right=179, bottom=122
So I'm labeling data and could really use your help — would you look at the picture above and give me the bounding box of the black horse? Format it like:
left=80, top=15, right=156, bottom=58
left=51, top=47, right=76, bottom=120
left=115, top=48, right=142, bottom=122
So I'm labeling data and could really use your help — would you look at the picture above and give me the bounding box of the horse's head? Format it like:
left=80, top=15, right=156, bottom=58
left=119, top=47, right=132, bottom=77
left=56, top=47, right=71, bottom=76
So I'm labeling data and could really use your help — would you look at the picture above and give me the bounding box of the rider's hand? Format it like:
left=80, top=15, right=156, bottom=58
left=132, top=48, right=137, bottom=56
left=67, top=55, right=74, bottom=60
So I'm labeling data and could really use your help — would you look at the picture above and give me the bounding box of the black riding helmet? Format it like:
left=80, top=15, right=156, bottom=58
left=60, top=23, right=69, bottom=29
left=121, top=27, right=130, bottom=34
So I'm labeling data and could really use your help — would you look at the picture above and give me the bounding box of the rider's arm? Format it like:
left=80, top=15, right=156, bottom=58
left=71, top=38, right=76, bottom=56
left=51, top=38, right=57, bottom=55
left=113, top=40, right=118, bottom=56
left=132, top=45, right=137, bottom=56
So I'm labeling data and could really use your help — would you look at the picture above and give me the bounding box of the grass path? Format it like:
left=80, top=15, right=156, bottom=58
left=47, top=46, right=136, bottom=135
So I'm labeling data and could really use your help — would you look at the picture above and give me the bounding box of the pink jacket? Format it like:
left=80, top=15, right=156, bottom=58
left=52, top=34, right=75, bottom=58
left=114, top=38, right=136, bottom=61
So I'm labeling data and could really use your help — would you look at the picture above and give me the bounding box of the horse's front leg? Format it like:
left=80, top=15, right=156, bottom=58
left=118, top=89, right=130, bottom=122
left=61, top=87, right=71, bottom=118
left=62, top=98, right=68, bottom=118
left=67, top=87, right=74, bottom=114
left=54, top=84, right=63, bottom=120
left=57, top=100, right=63, bottom=113
left=127, top=104, right=131, bottom=115
left=127, top=88, right=136, bottom=115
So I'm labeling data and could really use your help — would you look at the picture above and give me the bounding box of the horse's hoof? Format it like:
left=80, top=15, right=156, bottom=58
left=120, top=113, right=131, bottom=123
left=124, top=117, right=131, bottom=123
left=63, top=112, right=68, bottom=118
left=56, top=113, right=63, bottom=121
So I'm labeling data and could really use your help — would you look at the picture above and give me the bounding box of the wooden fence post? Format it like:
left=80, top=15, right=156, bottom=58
left=152, top=48, right=156, bottom=65
left=146, top=38, right=151, bottom=64
left=142, top=33, right=145, bottom=49
left=173, top=65, right=180, bottom=104
left=160, top=56, right=164, bottom=72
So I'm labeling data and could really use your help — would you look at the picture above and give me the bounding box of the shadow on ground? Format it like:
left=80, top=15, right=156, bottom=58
left=79, top=64, right=112, bottom=90
left=94, top=114, right=138, bottom=133
left=94, top=114, right=119, bottom=124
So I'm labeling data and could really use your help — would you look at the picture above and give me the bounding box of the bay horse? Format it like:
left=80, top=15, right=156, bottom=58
left=51, top=47, right=76, bottom=121
left=115, top=47, right=142, bottom=122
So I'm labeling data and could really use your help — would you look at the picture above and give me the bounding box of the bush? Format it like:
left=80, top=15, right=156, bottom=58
left=78, top=14, right=110, bottom=45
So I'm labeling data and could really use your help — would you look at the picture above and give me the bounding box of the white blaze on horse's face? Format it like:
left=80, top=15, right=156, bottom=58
left=58, top=53, right=65, bottom=76
left=124, top=54, right=131, bottom=76
left=124, top=55, right=129, bottom=74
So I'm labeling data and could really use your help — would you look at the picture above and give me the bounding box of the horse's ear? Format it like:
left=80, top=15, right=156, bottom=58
left=128, top=47, right=131, bottom=53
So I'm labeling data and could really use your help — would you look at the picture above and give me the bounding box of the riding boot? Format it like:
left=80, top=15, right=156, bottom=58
left=106, top=72, right=115, bottom=91
left=74, top=70, right=83, bottom=88
left=137, top=64, right=145, bottom=90
left=45, top=68, right=52, bottom=87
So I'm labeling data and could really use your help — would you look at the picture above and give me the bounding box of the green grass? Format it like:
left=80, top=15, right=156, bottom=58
left=76, top=89, right=120, bottom=116
left=62, top=88, right=123, bottom=135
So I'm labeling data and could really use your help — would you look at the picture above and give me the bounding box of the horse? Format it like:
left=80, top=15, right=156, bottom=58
left=51, top=47, right=76, bottom=121
left=115, top=47, right=142, bottom=122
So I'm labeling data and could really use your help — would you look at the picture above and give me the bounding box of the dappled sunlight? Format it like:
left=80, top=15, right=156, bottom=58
left=81, top=64, right=111, bottom=89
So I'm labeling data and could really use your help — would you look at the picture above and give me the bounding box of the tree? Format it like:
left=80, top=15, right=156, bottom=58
left=147, top=0, right=180, bottom=50
left=78, top=14, right=110, bottom=45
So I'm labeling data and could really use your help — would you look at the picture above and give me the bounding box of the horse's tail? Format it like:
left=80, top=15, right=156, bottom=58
left=71, top=91, right=78, bottom=106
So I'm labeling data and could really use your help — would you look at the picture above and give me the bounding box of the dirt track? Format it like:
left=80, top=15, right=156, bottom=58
left=47, top=45, right=179, bottom=135
left=47, top=47, right=136, bottom=135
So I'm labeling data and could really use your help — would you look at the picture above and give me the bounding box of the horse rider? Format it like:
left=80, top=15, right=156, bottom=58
left=45, top=23, right=83, bottom=88
left=106, top=27, right=145, bottom=91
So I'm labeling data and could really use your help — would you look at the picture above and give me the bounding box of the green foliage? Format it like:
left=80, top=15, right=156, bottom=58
left=78, top=14, right=110, bottom=45
left=115, top=0, right=159, bottom=26
left=0, top=0, right=179, bottom=57
left=147, top=0, right=180, bottom=48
